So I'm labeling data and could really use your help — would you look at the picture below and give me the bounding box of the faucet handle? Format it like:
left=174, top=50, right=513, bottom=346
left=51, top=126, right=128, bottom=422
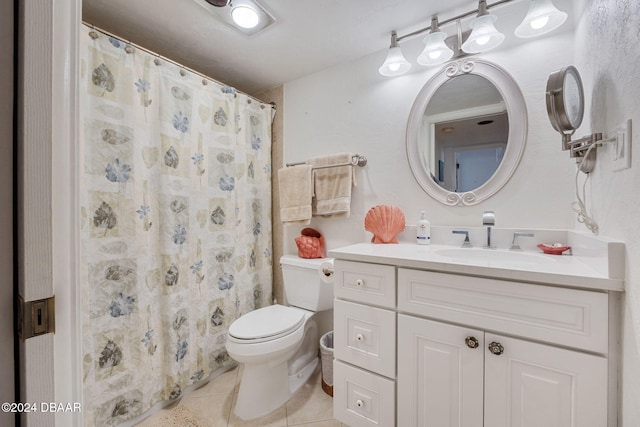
left=482, top=211, right=495, bottom=226
left=510, top=232, right=535, bottom=251
left=452, top=230, right=472, bottom=248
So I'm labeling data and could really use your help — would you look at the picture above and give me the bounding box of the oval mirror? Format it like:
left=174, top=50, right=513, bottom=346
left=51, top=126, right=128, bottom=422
left=406, top=59, right=527, bottom=206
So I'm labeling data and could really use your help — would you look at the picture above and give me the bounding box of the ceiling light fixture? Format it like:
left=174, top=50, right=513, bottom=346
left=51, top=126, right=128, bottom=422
left=231, top=5, right=260, bottom=28
left=417, top=17, right=455, bottom=66
left=379, top=0, right=568, bottom=76
left=378, top=31, right=412, bottom=77
left=204, top=0, right=229, bottom=6
left=515, top=0, right=568, bottom=38
left=195, top=0, right=275, bottom=36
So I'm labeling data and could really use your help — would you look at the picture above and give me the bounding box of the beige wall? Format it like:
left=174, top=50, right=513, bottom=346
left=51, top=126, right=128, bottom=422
left=253, top=86, right=284, bottom=305
left=0, top=1, right=14, bottom=426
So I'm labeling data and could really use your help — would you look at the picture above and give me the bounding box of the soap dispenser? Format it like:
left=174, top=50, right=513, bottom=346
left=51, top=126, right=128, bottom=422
left=417, top=211, right=431, bottom=245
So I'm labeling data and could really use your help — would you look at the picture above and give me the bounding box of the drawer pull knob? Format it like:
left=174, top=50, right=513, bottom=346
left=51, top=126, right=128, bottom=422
left=356, top=399, right=364, bottom=408
left=465, top=336, right=479, bottom=349
left=488, top=341, right=504, bottom=355
left=355, top=333, right=364, bottom=342
left=355, top=279, right=364, bottom=287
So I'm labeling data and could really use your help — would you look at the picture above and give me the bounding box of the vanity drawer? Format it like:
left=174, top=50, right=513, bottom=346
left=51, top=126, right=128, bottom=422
left=334, top=360, right=395, bottom=427
left=334, top=260, right=396, bottom=308
left=398, top=268, right=609, bottom=354
left=334, top=299, right=396, bottom=378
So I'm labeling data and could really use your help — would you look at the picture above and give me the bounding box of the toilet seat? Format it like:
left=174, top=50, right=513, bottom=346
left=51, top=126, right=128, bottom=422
left=228, top=305, right=305, bottom=343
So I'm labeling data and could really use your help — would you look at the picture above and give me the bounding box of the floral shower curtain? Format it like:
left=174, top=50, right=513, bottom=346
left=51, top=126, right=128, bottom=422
left=78, top=25, right=273, bottom=426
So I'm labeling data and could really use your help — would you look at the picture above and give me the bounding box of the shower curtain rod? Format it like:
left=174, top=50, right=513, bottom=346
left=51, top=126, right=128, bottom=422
left=82, top=21, right=277, bottom=111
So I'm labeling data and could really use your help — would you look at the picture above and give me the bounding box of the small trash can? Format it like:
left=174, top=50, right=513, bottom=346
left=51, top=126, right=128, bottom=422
left=320, top=331, right=334, bottom=396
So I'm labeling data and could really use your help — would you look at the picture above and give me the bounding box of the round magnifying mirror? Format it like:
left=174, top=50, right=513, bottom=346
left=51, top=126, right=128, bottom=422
left=546, top=66, right=584, bottom=135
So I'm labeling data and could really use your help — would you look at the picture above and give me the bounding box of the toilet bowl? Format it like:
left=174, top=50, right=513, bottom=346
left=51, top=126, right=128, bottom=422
left=225, top=255, right=334, bottom=420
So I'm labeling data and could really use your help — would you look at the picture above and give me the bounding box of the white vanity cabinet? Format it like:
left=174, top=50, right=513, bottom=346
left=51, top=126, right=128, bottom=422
left=332, top=256, right=618, bottom=427
left=398, top=315, right=607, bottom=427
left=398, top=268, right=610, bottom=427
left=332, top=260, right=397, bottom=427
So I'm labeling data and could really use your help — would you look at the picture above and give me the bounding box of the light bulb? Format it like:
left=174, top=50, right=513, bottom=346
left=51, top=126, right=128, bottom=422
left=530, top=16, right=549, bottom=29
left=476, top=35, right=491, bottom=45
left=388, top=63, right=401, bottom=72
left=231, top=5, right=260, bottom=29
left=429, top=51, right=442, bottom=60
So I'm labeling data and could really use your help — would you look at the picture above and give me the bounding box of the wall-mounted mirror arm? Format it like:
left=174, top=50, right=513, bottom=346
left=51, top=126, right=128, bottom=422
left=563, top=132, right=604, bottom=173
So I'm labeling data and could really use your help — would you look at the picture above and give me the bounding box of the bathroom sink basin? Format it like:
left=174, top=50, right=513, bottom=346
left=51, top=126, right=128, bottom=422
left=435, top=248, right=556, bottom=267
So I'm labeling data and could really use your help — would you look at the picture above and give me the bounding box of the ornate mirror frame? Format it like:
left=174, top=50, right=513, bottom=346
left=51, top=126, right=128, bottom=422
left=406, top=59, right=528, bottom=206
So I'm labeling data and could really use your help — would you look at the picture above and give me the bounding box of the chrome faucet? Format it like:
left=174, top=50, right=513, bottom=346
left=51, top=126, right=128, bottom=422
left=482, top=211, right=495, bottom=249
left=510, top=232, right=535, bottom=251
left=452, top=230, right=472, bottom=248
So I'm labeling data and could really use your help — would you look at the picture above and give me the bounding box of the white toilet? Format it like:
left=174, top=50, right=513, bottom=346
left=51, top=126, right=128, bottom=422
left=226, top=255, right=334, bottom=420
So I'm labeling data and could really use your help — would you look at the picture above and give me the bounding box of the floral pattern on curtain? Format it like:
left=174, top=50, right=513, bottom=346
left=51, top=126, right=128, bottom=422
left=79, top=25, right=273, bottom=426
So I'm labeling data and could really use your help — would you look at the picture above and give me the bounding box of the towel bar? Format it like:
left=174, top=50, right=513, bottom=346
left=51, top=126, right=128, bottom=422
left=285, top=154, right=367, bottom=170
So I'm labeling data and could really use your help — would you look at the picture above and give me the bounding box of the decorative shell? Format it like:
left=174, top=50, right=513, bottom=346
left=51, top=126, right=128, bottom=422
left=295, top=228, right=326, bottom=258
left=364, top=205, right=406, bottom=244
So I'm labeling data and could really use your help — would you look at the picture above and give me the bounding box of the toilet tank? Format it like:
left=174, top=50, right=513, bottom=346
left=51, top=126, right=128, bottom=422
left=280, top=255, right=334, bottom=311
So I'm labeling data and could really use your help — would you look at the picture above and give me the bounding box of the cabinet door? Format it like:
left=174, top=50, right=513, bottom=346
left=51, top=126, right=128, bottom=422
left=398, top=315, right=484, bottom=427
left=484, top=333, right=608, bottom=427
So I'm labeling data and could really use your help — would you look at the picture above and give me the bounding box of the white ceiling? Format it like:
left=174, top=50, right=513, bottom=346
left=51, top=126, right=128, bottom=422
left=82, top=0, right=574, bottom=95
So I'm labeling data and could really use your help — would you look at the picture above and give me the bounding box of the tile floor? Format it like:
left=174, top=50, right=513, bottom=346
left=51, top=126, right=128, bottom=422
left=137, top=364, right=345, bottom=427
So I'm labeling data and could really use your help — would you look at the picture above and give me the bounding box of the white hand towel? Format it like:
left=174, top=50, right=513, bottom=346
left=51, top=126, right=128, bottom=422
left=308, top=153, right=355, bottom=217
left=277, top=165, right=312, bottom=224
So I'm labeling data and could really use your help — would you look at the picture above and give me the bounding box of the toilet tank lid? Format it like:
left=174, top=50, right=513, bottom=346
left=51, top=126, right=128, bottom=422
left=279, top=255, right=333, bottom=269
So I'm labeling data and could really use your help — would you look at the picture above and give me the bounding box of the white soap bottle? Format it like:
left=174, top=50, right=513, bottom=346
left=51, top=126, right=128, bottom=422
left=416, top=211, right=431, bottom=245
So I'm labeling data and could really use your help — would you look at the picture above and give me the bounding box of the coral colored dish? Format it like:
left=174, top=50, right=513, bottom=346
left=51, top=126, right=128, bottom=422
left=537, top=244, right=571, bottom=255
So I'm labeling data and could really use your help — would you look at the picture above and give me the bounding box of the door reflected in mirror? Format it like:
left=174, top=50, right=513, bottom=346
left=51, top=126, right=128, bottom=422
left=422, top=74, right=509, bottom=192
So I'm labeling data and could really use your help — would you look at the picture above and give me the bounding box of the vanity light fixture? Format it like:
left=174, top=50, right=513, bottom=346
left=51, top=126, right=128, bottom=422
left=461, top=0, right=505, bottom=54
left=379, top=31, right=412, bottom=76
left=379, top=0, right=568, bottom=76
left=515, top=0, right=568, bottom=38
left=417, top=17, right=454, bottom=66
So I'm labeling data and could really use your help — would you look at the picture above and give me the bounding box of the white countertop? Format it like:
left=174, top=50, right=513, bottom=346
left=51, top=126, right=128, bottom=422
left=328, top=243, right=624, bottom=292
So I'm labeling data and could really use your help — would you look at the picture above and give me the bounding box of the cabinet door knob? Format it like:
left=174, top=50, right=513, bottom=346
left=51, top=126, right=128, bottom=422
left=355, top=333, right=364, bottom=342
left=488, top=341, right=504, bottom=355
left=356, top=399, right=364, bottom=408
left=355, top=279, right=364, bottom=287
left=465, top=336, right=479, bottom=349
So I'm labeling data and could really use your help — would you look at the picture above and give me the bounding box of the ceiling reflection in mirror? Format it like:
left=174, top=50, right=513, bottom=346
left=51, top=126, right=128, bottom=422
left=421, top=74, right=509, bottom=192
